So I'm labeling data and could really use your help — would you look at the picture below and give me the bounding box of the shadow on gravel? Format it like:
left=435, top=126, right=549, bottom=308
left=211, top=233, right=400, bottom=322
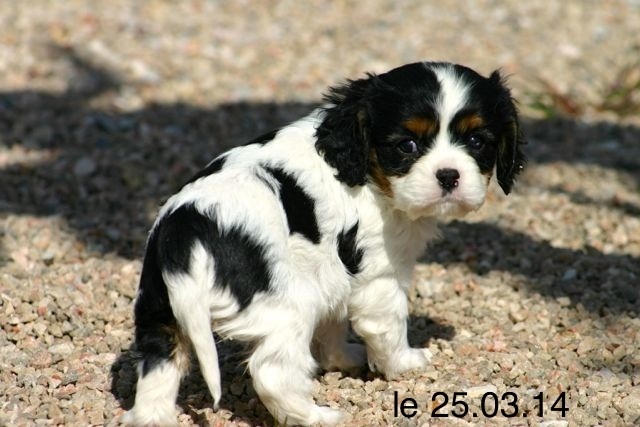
left=523, top=116, right=640, bottom=176
left=109, top=314, right=454, bottom=425
left=0, top=46, right=315, bottom=262
left=521, top=116, right=640, bottom=218
left=545, top=185, right=640, bottom=218
left=421, top=221, right=640, bottom=316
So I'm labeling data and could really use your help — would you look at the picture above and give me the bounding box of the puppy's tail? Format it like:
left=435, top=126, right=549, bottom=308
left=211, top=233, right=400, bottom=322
left=169, top=267, right=223, bottom=412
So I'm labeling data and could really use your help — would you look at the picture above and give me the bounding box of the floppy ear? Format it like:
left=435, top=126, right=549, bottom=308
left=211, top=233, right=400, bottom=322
left=315, top=76, right=374, bottom=187
left=490, top=71, right=527, bottom=195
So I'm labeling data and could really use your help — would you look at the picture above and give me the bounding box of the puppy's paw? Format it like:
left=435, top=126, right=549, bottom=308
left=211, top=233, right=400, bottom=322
left=384, top=348, right=432, bottom=379
left=310, top=406, right=345, bottom=426
left=121, top=406, right=178, bottom=426
left=120, top=410, right=134, bottom=425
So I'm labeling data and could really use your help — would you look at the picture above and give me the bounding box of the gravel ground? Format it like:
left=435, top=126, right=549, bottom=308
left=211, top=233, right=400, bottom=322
left=1, top=1, right=640, bottom=426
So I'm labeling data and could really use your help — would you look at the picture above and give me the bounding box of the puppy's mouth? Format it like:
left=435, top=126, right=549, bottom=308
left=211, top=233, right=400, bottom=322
left=437, top=193, right=481, bottom=211
left=439, top=196, right=480, bottom=213
left=407, top=193, right=483, bottom=220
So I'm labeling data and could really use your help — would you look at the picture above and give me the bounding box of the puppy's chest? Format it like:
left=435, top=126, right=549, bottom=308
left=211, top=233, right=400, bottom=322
left=284, top=215, right=435, bottom=290
left=355, top=213, right=439, bottom=283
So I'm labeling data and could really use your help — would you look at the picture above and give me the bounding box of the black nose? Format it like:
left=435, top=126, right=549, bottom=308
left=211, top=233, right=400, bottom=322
left=436, top=168, right=460, bottom=192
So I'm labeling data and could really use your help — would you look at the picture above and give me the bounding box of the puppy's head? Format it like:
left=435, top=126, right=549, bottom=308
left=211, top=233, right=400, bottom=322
left=316, top=62, right=526, bottom=219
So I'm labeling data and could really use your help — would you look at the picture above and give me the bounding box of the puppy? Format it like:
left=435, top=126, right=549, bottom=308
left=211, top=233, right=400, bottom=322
left=123, top=61, right=525, bottom=426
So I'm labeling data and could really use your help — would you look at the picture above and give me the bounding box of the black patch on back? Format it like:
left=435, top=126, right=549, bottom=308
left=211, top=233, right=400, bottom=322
left=156, top=204, right=272, bottom=309
left=134, top=229, right=180, bottom=376
left=184, top=156, right=227, bottom=185
left=337, top=222, right=363, bottom=275
left=245, top=129, right=279, bottom=146
left=263, top=166, right=321, bottom=244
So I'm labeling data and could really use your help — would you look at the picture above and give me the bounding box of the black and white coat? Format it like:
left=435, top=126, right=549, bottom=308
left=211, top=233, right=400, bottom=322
left=124, top=61, right=525, bottom=426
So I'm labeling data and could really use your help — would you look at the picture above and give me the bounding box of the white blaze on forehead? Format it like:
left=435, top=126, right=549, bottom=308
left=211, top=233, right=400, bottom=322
left=431, top=64, right=470, bottom=146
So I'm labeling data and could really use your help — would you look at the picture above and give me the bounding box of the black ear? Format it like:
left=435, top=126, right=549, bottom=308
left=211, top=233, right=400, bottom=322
left=490, top=71, right=526, bottom=195
left=315, top=76, right=374, bottom=187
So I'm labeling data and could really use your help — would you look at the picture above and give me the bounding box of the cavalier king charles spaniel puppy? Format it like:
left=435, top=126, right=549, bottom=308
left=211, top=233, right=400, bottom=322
left=123, top=61, right=525, bottom=426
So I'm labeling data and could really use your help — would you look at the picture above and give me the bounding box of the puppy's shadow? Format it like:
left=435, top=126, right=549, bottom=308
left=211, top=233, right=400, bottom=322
left=407, top=314, right=456, bottom=348
left=110, top=315, right=454, bottom=424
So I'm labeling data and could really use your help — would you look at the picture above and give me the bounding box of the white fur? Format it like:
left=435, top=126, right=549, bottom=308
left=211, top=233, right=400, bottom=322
left=126, top=71, right=491, bottom=426
left=432, top=63, right=470, bottom=129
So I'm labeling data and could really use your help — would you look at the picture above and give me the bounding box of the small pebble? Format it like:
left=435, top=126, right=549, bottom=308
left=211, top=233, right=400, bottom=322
left=48, top=343, right=74, bottom=356
left=73, top=157, right=97, bottom=177
left=464, top=384, right=497, bottom=398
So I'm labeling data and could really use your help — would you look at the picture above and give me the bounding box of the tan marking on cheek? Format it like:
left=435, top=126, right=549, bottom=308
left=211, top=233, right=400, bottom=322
left=484, top=171, right=492, bottom=186
left=368, top=149, right=393, bottom=198
left=483, top=171, right=497, bottom=202
left=457, top=114, right=485, bottom=134
left=404, top=117, right=437, bottom=136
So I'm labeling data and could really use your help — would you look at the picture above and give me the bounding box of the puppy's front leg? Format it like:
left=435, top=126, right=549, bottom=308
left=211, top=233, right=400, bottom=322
left=349, top=278, right=432, bottom=379
left=247, top=312, right=345, bottom=426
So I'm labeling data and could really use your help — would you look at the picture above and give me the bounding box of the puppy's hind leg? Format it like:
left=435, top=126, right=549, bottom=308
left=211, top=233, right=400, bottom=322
left=248, top=313, right=344, bottom=426
left=123, top=324, right=190, bottom=426
left=123, top=265, right=190, bottom=426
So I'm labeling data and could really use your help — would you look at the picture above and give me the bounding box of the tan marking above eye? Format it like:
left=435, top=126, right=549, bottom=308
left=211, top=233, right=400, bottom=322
left=456, top=114, right=485, bottom=134
left=404, top=117, right=437, bottom=136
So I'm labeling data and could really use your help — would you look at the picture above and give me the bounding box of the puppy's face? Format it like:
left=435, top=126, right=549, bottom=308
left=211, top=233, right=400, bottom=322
left=316, top=62, right=526, bottom=219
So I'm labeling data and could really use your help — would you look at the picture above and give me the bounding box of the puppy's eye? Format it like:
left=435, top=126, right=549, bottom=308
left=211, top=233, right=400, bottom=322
left=397, top=139, right=418, bottom=154
left=467, top=134, right=486, bottom=149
